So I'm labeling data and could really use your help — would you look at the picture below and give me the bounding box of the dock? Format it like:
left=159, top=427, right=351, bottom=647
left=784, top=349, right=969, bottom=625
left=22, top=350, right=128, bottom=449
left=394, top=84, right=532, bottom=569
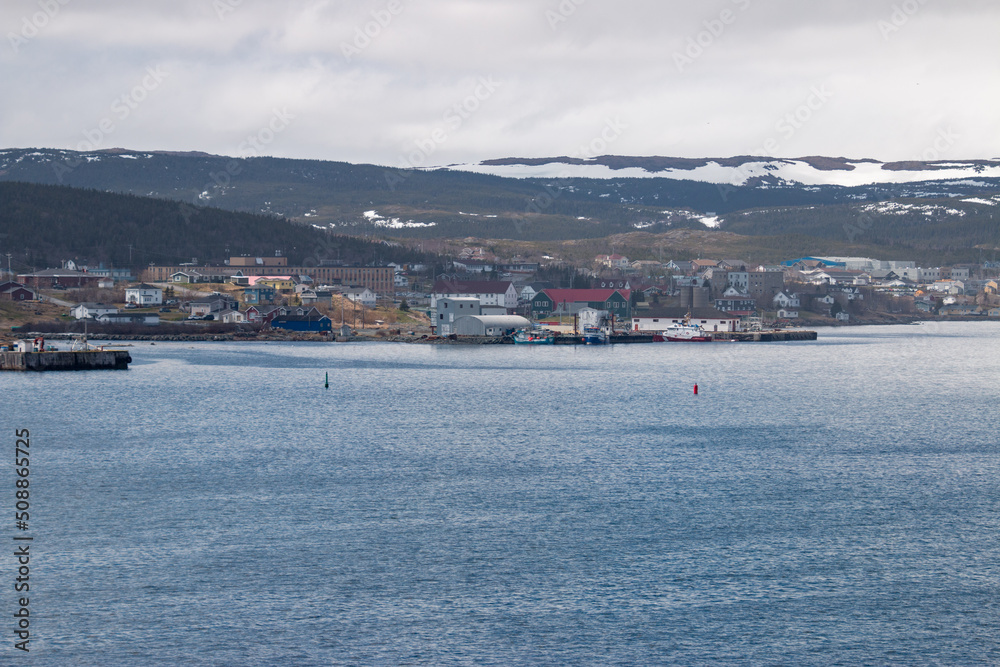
left=1, top=350, right=132, bottom=371
left=711, top=330, right=818, bottom=342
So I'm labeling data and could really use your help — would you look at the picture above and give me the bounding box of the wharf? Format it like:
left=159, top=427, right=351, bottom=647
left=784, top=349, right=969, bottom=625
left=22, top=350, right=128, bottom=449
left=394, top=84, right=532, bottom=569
left=512, top=330, right=817, bottom=345
left=1, top=350, right=132, bottom=371
left=711, top=330, right=817, bottom=342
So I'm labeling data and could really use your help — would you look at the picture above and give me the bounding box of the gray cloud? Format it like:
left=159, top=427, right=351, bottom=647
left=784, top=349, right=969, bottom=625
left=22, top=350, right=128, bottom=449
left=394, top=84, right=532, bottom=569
left=2, top=0, right=998, bottom=164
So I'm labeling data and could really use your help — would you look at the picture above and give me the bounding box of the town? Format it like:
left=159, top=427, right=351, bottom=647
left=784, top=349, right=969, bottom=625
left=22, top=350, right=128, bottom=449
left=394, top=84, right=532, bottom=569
left=3, top=248, right=999, bottom=345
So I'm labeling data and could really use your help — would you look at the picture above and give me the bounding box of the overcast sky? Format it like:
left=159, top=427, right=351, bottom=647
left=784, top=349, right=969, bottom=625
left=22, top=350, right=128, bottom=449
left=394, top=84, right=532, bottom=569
left=3, top=0, right=998, bottom=167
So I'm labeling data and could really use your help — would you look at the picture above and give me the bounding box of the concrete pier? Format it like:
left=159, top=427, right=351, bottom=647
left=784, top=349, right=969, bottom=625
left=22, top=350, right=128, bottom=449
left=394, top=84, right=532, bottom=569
left=1, top=350, right=132, bottom=371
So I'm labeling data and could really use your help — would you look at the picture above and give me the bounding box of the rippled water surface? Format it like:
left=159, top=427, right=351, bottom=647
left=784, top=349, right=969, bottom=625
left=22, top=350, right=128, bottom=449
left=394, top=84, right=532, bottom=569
left=4, top=322, right=1000, bottom=665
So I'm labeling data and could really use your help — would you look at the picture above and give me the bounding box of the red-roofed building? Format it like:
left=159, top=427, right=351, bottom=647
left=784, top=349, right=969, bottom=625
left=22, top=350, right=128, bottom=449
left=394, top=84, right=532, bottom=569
left=531, top=289, right=632, bottom=319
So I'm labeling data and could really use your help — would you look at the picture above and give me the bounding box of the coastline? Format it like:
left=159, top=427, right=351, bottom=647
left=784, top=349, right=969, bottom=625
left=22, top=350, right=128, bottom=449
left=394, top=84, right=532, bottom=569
left=10, top=315, right=996, bottom=345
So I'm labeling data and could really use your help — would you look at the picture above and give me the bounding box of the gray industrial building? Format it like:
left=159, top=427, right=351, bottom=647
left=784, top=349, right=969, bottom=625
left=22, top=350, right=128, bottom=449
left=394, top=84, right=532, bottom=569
left=453, top=315, right=530, bottom=337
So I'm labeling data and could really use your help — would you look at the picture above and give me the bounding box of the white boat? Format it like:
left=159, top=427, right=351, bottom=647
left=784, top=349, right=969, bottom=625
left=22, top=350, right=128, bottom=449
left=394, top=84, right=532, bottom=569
left=653, top=322, right=712, bottom=342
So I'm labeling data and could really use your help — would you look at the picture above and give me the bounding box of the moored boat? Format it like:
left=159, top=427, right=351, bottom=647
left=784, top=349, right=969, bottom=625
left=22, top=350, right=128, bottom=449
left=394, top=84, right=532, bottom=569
left=653, top=322, right=713, bottom=342
left=514, top=329, right=556, bottom=345
left=580, top=325, right=608, bottom=345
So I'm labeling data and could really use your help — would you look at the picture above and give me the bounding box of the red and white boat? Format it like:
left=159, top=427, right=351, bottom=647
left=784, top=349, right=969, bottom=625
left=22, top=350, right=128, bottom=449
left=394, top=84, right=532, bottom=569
left=653, top=322, right=713, bottom=342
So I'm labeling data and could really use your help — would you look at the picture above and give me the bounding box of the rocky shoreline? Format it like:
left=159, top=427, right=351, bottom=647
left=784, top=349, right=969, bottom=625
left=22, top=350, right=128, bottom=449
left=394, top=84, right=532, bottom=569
left=6, top=315, right=992, bottom=346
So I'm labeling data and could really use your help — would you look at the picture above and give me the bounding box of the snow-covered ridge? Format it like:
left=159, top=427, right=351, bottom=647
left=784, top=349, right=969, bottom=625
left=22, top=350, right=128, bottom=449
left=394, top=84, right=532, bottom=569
left=443, top=157, right=1000, bottom=187
left=362, top=210, right=436, bottom=229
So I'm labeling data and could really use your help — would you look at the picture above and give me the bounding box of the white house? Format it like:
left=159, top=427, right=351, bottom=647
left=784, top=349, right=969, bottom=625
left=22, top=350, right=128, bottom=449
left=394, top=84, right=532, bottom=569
left=219, top=309, right=246, bottom=323
left=431, top=280, right=518, bottom=312
left=341, top=286, right=377, bottom=308
left=596, top=254, right=630, bottom=270
left=125, top=283, right=163, bottom=306
left=772, top=291, right=801, bottom=309
left=72, top=303, right=119, bottom=320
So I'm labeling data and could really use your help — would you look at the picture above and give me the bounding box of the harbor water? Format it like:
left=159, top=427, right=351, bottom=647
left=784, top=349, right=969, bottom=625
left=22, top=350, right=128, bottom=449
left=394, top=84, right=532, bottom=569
left=3, top=321, right=1000, bottom=665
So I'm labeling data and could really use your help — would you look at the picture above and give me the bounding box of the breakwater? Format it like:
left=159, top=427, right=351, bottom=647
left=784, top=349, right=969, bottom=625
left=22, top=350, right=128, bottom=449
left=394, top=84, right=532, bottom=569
left=1, top=350, right=132, bottom=371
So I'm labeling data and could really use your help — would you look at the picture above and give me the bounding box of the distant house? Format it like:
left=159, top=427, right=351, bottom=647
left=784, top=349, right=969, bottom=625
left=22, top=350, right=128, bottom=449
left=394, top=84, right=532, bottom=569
left=125, top=284, right=163, bottom=306
left=254, top=277, right=296, bottom=291
left=452, top=259, right=495, bottom=274
left=519, top=282, right=553, bottom=304
left=432, top=280, right=517, bottom=312
left=773, top=291, right=801, bottom=309
left=189, top=296, right=237, bottom=317
left=219, top=309, right=246, bottom=324
left=300, top=289, right=333, bottom=307
left=72, top=303, right=119, bottom=320
left=288, top=305, right=323, bottom=318
left=170, top=271, right=204, bottom=283
left=716, top=287, right=756, bottom=315
left=242, top=286, right=277, bottom=305
left=0, top=283, right=37, bottom=301
left=532, top=289, right=632, bottom=319
left=270, top=314, right=332, bottom=332
left=17, top=268, right=102, bottom=289
left=596, top=254, right=630, bottom=270
left=341, top=286, right=377, bottom=308
left=245, top=305, right=288, bottom=324
left=940, top=303, right=979, bottom=316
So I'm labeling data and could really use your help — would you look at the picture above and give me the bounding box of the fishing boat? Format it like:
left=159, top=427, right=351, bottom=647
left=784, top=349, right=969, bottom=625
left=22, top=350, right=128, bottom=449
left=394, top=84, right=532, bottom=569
left=580, top=325, right=608, bottom=345
left=514, top=329, right=556, bottom=345
left=653, top=322, right=713, bottom=342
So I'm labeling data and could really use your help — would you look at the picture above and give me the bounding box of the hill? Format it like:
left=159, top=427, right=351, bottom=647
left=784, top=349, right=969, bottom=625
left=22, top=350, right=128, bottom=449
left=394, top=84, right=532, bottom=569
left=0, top=181, right=433, bottom=274
left=1, top=148, right=998, bottom=265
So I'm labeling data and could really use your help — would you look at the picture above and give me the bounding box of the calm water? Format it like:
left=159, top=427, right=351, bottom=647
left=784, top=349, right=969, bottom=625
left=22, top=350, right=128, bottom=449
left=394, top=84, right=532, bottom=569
left=4, top=322, right=1000, bottom=665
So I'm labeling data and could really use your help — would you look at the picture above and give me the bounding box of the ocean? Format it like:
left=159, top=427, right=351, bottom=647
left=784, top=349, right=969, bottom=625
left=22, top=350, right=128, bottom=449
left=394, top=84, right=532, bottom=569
left=4, top=321, right=1000, bottom=665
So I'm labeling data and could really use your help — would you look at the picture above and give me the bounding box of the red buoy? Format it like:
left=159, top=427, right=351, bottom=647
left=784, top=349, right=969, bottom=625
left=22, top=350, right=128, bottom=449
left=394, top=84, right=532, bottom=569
left=694, top=383, right=699, bottom=395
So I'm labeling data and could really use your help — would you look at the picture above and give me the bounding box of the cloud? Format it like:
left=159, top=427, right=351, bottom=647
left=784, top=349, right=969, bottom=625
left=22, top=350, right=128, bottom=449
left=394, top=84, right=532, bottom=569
left=2, top=0, right=999, bottom=163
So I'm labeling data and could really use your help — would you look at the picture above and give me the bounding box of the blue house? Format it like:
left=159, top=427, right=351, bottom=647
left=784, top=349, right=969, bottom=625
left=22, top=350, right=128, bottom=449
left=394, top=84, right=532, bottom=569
left=270, top=315, right=332, bottom=332
left=243, top=286, right=277, bottom=305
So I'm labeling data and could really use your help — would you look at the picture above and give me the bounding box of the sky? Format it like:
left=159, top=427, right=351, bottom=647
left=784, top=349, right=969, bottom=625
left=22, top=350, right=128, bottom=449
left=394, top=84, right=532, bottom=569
left=2, top=0, right=998, bottom=168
